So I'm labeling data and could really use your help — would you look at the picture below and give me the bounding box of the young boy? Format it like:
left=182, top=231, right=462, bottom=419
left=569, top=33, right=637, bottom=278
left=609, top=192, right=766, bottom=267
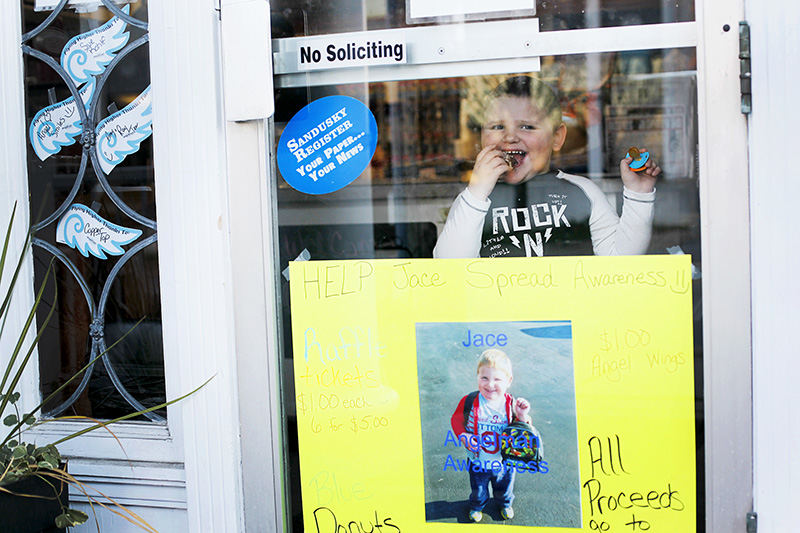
left=450, top=349, right=532, bottom=522
left=433, top=75, right=661, bottom=258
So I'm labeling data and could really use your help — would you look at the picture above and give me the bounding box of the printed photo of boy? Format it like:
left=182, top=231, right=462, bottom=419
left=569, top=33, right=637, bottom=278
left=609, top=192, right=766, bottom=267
left=416, top=321, right=581, bottom=527
left=450, top=349, right=535, bottom=522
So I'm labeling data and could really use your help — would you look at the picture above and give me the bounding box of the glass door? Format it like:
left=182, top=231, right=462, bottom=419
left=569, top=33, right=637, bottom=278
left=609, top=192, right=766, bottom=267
left=266, top=2, right=738, bottom=531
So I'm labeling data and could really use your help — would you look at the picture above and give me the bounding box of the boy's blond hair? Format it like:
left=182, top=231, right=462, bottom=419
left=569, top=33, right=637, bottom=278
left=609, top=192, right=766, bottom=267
left=477, top=349, right=513, bottom=379
left=469, top=75, right=563, bottom=133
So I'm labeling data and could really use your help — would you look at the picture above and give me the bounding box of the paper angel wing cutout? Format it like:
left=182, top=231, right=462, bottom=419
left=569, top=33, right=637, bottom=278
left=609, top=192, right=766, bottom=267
left=56, top=204, right=142, bottom=260
left=29, top=79, right=95, bottom=161
left=60, top=5, right=130, bottom=86
left=95, top=85, right=152, bottom=175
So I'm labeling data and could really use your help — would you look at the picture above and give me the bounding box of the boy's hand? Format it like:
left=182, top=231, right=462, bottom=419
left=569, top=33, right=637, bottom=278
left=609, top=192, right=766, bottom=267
left=620, top=147, right=661, bottom=193
left=460, top=432, right=479, bottom=452
left=514, top=397, right=531, bottom=422
left=468, top=144, right=508, bottom=201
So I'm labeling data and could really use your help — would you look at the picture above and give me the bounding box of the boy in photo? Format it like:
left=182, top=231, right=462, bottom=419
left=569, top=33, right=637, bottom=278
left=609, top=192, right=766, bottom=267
left=450, top=349, right=533, bottom=522
left=433, top=75, right=661, bottom=258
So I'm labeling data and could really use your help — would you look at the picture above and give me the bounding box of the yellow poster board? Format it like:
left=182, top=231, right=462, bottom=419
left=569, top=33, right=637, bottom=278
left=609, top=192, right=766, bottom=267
left=289, top=256, right=695, bottom=532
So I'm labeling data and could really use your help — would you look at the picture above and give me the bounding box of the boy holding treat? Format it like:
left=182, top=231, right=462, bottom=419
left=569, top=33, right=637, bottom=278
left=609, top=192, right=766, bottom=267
left=451, top=349, right=533, bottom=522
left=434, top=75, right=661, bottom=259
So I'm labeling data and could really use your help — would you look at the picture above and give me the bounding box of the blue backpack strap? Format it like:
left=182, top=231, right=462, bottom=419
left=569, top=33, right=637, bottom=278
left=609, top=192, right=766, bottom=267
left=463, top=391, right=479, bottom=432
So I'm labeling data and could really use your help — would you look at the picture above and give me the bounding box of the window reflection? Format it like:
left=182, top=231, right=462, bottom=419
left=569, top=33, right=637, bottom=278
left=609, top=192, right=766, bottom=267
left=275, top=50, right=699, bottom=261
left=270, top=0, right=694, bottom=38
left=274, top=47, right=701, bottom=530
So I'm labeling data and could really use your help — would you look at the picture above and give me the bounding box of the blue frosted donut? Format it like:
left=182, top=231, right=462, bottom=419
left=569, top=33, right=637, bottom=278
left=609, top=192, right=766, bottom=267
left=627, top=150, right=650, bottom=171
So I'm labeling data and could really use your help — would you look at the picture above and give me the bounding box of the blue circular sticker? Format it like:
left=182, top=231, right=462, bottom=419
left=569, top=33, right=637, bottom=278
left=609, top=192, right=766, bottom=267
left=277, top=95, right=378, bottom=195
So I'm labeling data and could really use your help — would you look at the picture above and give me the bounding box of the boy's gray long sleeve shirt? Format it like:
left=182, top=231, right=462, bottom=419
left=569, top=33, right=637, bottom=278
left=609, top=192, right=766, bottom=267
left=433, top=170, right=656, bottom=259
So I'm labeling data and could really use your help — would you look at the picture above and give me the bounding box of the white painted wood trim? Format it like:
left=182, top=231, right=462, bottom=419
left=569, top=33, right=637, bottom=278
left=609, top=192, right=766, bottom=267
left=225, top=118, right=286, bottom=532
left=221, top=12, right=285, bottom=533
left=274, top=21, right=696, bottom=87
left=221, top=0, right=274, bottom=120
left=67, top=459, right=187, bottom=510
left=746, top=0, right=800, bottom=531
left=148, top=1, right=246, bottom=531
left=69, top=459, right=189, bottom=533
left=695, top=0, right=753, bottom=531
left=31, top=421, right=179, bottom=462
left=0, top=0, right=37, bottom=417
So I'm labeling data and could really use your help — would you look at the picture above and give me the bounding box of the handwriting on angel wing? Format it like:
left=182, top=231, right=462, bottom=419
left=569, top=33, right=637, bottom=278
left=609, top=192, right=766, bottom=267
left=95, top=85, right=152, bottom=175
left=29, top=79, right=95, bottom=161
left=56, top=204, right=142, bottom=260
left=60, top=5, right=130, bottom=86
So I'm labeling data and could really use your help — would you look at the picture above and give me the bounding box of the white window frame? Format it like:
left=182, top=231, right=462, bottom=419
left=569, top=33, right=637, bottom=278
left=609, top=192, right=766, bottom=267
left=1, top=1, right=249, bottom=531
left=2, top=2, right=184, bottom=463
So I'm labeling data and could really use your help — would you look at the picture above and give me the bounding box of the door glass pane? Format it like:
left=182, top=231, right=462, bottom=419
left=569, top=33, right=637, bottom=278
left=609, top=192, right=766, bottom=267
left=271, top=7, right=702, bottom=531
left=271, top=0, right=694, bottom=37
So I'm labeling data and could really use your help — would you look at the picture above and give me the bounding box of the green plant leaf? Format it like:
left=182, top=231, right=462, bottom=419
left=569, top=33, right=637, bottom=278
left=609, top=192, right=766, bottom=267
left=0, top=207, right=34, bottom=362
left=54, top=514, right=70, bottom=529
left=55, top=508, right=89, bottom=528
left=0, top=203, right=24, bottom=319
left=12, top=445, right=26, bottom=458
left=0, top=203, right=16, bottom=283
left=39, top=444, right=60, bottom=463
left=0, top=205, right=32, bottom=344
left=35, top=444, right=60, bottom=461
left=1, top=392, right=21, bottom=404
left=0, top=260, right=56, bottom=420
left=67, top=508, right=89, bottom=523
left=7, top=439, right=17, bottom=447
left=3, top=414, right=17, bottom=426
left=22, top=413, right=35, bottom=425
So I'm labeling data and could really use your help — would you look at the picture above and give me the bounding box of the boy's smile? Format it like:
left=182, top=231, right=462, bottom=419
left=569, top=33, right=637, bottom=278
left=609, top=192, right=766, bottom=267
left=481, top=96, right=567, bottom=185
left=477, top=366, right=512, bottom=403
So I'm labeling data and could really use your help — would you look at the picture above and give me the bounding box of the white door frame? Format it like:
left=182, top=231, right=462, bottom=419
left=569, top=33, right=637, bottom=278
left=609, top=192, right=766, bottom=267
left=746, top=1, right=800, bottom=532
left=695, top=0, right=753, bottom=531
left=262, top=1, right=753, bottom=532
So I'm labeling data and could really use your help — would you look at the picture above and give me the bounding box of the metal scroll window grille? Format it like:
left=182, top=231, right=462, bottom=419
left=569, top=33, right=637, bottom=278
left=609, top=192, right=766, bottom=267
left=21, top=0, right=165, bottom=422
